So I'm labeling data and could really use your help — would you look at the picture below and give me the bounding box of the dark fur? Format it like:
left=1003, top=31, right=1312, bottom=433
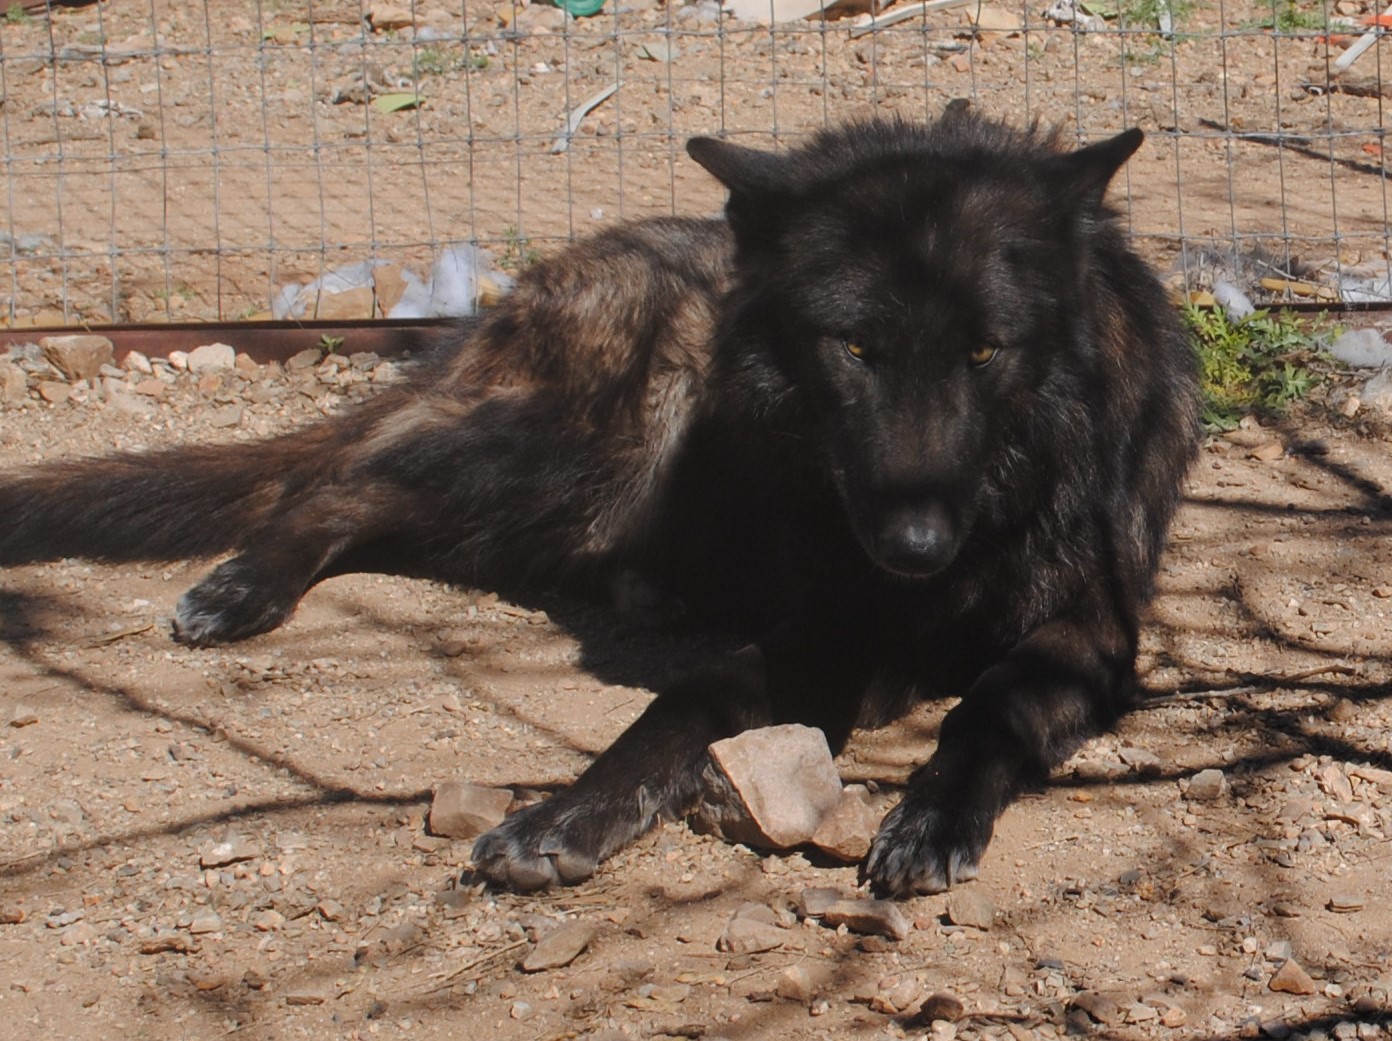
left=0, top=111, right=1198, bottom=896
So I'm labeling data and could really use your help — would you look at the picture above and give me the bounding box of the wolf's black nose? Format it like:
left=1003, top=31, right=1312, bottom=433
left=874, top=502, right=957, bottom=578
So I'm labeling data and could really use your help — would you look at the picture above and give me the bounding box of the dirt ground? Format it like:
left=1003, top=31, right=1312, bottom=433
left=5, top=2, right=1392, bottom=1041
left=3, top=291, right=1392, bottom=1041
left=5, top=0, right=1392, bottom=323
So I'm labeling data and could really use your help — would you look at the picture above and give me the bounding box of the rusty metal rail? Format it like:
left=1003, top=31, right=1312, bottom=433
left=0, top=318, right=463, bottom=365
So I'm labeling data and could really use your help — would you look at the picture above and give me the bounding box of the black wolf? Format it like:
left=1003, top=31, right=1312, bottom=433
left=0, top=110, right=1198, bottom=896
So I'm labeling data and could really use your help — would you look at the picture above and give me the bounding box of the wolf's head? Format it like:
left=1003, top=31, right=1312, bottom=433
left=688, top=113, right=1144, bottom=580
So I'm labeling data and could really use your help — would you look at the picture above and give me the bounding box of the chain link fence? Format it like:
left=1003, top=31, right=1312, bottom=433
left=1, top=0, right=1390, bottom=324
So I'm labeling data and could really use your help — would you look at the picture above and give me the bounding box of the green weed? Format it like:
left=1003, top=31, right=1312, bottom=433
left=1184, top=304, right=1329, bottom=432
left=155, top=282, right=197, bottom=303
left=1257, top=2, right=1326, bottom=33
left=414, top=46, right=456, bottom=78
left=414, top=46, right=487, bottom=77
left=499, top=226, right=541, bottom=271
left=1085, top=0, right=1195, bottom=30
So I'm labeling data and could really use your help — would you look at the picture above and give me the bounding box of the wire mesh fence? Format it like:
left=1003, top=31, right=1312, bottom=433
left=1, top=0, right=1390, bottom=325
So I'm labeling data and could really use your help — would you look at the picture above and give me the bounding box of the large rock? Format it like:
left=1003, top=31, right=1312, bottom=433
left=40, top=334, right=113, bottom=382
left=717, top=906, right=787, bottom=954
left=691, top=724, right=843, bottom=849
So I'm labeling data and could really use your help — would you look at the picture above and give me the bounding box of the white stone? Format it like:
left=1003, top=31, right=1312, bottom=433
left=186, top=342, right=237, bottom=373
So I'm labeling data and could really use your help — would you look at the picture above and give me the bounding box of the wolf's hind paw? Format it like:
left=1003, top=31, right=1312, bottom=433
left=470, top=803, right=602, bottom=892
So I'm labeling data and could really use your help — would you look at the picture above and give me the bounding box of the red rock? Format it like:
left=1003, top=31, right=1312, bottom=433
left=810, top=785, right=881, bottom=861
left=40, top=334, right=113, bottom=382
left=0, top=360, right=26, bottom=404
left=186, top=343, right=236, bottom=373
left=520, top=920, right=596, bottom=972
left=36, top=380, right=71, bottom=404
left=693, top=724, right=842, bottom=849
left=821, top=898, right=910, bottom=941
left=429, top=781, right=512, bottom=840
left=1269, top=959, right=1316, bottom=995
left=717, top=915, right=785, bottom=954
left=945, top=888, right=996, bottom=930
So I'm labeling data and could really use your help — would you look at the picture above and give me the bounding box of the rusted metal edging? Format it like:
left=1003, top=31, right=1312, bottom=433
left=1275, top=301, right=1392, bottom=315
left=2, top=302, right=1388, bottom=370
left=0, top=317, right=464, bottom=365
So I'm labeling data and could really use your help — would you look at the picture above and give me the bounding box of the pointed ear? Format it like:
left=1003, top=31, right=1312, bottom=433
left=1049, top=127, right=1144, bottom=209
left=686, top=136, right=786, bottom=197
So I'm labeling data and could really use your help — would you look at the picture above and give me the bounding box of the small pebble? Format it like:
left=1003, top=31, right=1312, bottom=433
left=284, top=984, right=327, bottom=1006
left=1269, top=959, right=1317, bottom=995
left=775, top=964, right=815, bottom=1003
left=520, top=921, right=596, bottom=972
left=1328, top=893, right=1365, bottom=913
left=188, top=910, right=223, bottom=935
left=918, top=992, right=966, bottom=1023
left=821, top=898, right=910, bottom=941
left=945, top=889, right=996, bottom=930
left=186, top=969, right=226, bottom=991
left=199, top=836, right=258, bottom=869
left=1185, top=768, right=1227, bottom=801
left=7, top=704, right=39, bottom=728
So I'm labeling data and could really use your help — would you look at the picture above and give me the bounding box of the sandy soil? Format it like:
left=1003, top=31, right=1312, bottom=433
left=4, top=0, right=1392, bottom=323
left=2, top=311, right=1392, bottom=1041
left=5, top=2, right=1392, bottom=1041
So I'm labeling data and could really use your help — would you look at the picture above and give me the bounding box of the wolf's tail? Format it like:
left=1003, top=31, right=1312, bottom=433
left=0, top=417, right=346, bottom=567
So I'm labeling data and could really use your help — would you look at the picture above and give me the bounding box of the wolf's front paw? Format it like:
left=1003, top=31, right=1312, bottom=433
left=862, top=794, right=995, bottom=897
left=173, top=558, right=299, bottom=646
left=470, top=802, right=603, bottom=892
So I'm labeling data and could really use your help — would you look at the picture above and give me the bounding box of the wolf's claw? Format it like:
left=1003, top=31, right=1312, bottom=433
left=471, top=801, right=603, bottom=891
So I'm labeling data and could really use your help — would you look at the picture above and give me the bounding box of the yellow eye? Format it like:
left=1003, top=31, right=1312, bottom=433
left=968, top=344, right=998, bottom=368
left=845, top=341, right=867, bottom=361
